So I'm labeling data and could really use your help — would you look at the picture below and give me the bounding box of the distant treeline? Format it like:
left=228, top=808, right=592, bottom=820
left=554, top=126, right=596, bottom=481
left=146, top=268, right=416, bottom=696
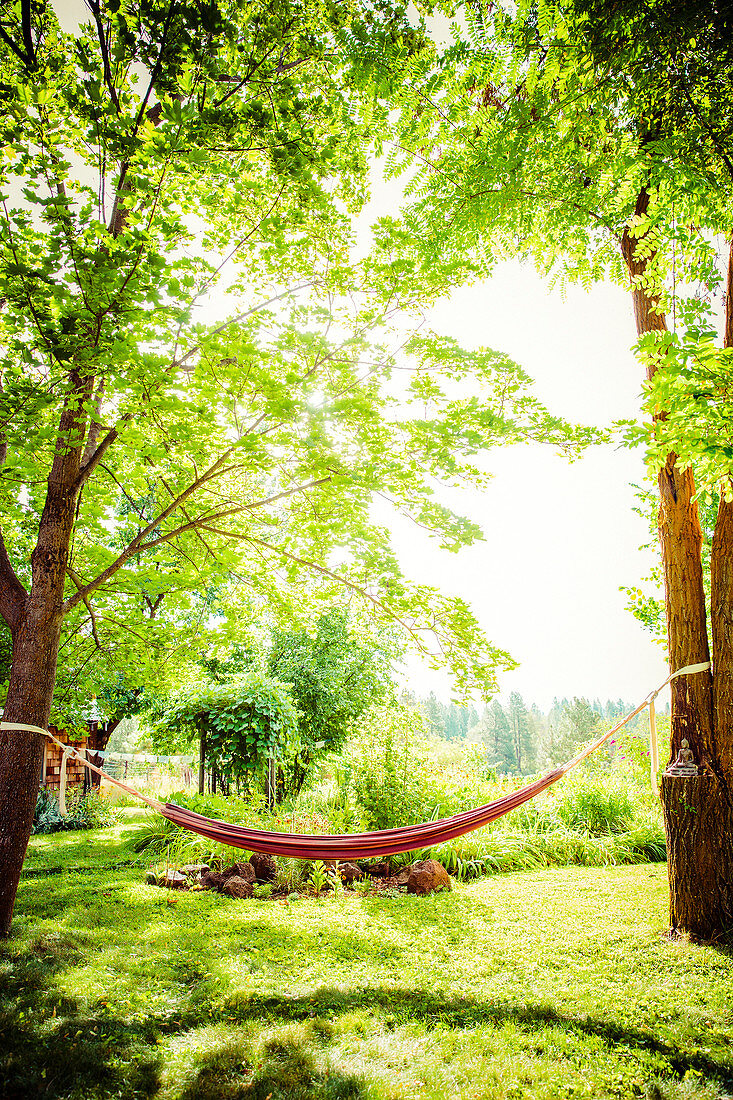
left=410, top=692, right=670, bottom=776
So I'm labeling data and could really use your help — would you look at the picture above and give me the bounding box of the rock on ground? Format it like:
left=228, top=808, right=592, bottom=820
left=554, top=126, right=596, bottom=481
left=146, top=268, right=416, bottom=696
left=222, top=875, right=253, bottom=899
left=179, top=863, right=210, bottom=879
left=249, top=852, right=277, bottom=883
left=324, top=860, right=362, bottom=884
left=369, top=860, right=391, bottom=878
left=161, top=870, right=188, bottom=889
left=221, top=862, right=255, bottom=884
left=200, top=870, right=226, bottom=891
left=406, top=859, right=451, bottom=895
left=337, top=862, right=362, bottom=885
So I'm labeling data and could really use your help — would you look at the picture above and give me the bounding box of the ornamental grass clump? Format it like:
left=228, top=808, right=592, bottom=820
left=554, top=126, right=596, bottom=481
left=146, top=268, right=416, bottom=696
left=132, top=790, right=274, bottom=867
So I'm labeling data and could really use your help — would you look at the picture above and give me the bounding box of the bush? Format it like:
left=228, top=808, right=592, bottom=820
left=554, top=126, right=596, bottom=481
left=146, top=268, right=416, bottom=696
left=32, top=787, right=118, bottom=834
left=66, top=790, right=119, bottom=830
left=554, top=780, right=634, bottom=835
left=351, top=704, right=429, bottom=829
left=32, top=787, right=66, bottom=834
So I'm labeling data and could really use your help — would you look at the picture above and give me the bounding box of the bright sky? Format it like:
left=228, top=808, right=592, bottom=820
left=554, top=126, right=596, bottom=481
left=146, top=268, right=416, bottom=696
left=400, top=269, right=668, bottom=711
left=359, top=176, right=669, bottom=711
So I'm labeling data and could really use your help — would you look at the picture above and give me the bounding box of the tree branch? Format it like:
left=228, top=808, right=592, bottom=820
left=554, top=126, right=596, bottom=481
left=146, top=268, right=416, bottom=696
left=76, top=413, right=131, bottom=490
left=61, top=504, right=238, bottom=613
left=80, top=378, right=107, bottom=469
left=168, top=281, right=318, bottom=372
left=61, top=474, right=333, bottom=614
left=199, top=529, right=421, bottom=643
left=61, top=444, right=246, bottom=614
left=0, top=22, right=30, bottom=67
left=20, top=0, right=34, bottom=70
left=0, top=529, right=28, bottom=632
left=85, top=0, right=121, bottom=111
left=66, top=566, right=102, bottom=648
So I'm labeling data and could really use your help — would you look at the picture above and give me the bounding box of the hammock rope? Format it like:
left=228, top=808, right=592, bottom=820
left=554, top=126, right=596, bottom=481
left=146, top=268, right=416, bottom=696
left=1, top=661, right=710, bottom=860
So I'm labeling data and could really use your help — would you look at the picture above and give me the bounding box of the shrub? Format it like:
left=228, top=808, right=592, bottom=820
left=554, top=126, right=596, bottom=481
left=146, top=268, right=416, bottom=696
left=32, top=787, right=118, bottom=834
left=554, top=780, right=634, bottom=835
left=65, top=789, right=119, bottom=830
left=351, top=704, right=429, bottom=829
left=32, top=787, right=66, bottom=834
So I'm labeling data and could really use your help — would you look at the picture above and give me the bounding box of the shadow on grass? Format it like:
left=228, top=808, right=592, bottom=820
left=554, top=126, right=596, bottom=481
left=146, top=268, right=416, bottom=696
left=2, top=952, right=733, bottom=1099
left=0, top=932, right=160, bottom=1100
left=178, top=1036, right=366, bottom=1100
left=188, top=986, right=733, bottom=1092
left=6, top=866, right=733, bottom=1100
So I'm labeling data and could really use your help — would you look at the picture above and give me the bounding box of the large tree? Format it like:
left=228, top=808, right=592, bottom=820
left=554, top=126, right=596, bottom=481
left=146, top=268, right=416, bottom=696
left=0, top=0, right=590, bottom=933
left=392, top=0, right=733, bottom=936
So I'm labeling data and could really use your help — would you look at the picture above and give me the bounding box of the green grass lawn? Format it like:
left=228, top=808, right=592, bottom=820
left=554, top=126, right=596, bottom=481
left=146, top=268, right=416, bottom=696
left=2, top=822, right=732, bottom=1100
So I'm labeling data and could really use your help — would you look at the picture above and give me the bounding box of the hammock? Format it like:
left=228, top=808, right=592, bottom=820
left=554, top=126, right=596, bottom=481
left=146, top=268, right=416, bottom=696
left=1, top=662, right=709, bottom=860
left=159, top=767, right=566, bottom=859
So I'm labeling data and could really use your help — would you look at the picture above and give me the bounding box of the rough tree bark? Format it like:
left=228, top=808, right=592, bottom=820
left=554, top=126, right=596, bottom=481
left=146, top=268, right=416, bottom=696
left=623, top=195, right=733, bottom=937
left=0, top=375, right=92, bottom=936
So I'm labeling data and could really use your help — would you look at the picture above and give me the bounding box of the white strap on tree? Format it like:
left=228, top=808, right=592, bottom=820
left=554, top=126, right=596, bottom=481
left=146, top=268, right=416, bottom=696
left=648, top=696, right=660, bottom=797
left=645, top=661, right=711, bottom=798
left=0, top=721, right=163, bottom=811
left=643, top=661, right=712, bottom=705
left=58, top=744, right=71, bottom=815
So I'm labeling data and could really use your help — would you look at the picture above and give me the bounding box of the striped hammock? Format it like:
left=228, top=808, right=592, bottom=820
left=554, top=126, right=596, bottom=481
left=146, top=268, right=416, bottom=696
left=1, top=662, right=709, bottom=860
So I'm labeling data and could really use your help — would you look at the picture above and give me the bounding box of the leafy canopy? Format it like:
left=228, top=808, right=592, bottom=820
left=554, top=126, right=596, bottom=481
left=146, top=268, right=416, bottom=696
left=267, top=607, right=393, bottom=795
left=152, top=607, right=393, bottom=798
left=388, top=0, right=733, bottom=495
left=0, top=0, right=596, bottom=708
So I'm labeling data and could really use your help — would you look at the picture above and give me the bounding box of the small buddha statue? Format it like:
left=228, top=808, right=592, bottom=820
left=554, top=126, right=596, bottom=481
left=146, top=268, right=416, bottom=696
left=677, top=740, right=694, bottom=765
left=665, top=738, right=699, bottom=776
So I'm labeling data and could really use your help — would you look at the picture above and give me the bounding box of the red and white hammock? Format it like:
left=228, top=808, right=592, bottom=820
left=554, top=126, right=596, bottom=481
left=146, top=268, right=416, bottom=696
left=2, top=663, right=709, bottom=860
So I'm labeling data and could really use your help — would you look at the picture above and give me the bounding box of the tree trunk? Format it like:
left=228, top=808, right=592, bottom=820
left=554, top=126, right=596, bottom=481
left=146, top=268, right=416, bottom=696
left=712, top=497, right=733, bottom=779
left=0, top=610, right=63, bottom=935
left=622, top=188, right=728, bottom=937
left=656, top=457, right=714, bottom=767
left=621, top=193, right=714, bottom=769
left=0, top=374, right=92, bottom=935
left=661, top=774, right=733, bottom=938
left=698, top=235, right=733, bottom=935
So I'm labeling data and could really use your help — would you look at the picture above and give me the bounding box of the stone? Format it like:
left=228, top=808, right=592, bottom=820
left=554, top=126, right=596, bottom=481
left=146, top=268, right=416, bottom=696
left=221, top=862, right=255, bottom=884
left=161, top=870, right=188, bottom=890
left=337, top=862, right=362, bottom=885
left=222, top=875, right=254, bottom=899
left=180, top=863, right=210, bottom=879
left=249, top=852, right=277, bottom=883
left=406, top=859, right=451, bottom=895
left=370, top=860, right=391, bottom=878
left=200, top=870, right=226, bottom=891
left=394, top=868, right=412, bottom=886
